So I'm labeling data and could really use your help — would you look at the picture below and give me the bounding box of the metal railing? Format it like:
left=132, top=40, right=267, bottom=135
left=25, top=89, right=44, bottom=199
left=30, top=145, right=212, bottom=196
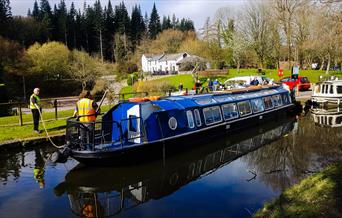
left=65, top=116, right=147, bottom=151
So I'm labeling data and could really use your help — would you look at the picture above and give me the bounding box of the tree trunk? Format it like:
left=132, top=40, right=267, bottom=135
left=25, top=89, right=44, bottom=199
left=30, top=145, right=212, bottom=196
left=325, top=55, right=331, bottom=74
left=319, top=59, right=325, bottom=70
left=99, top=30, right=103, bottom=63
left=237, top=60, right=240, bottom=73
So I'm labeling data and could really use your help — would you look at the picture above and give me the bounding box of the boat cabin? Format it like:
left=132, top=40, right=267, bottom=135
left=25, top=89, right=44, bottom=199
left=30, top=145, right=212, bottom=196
left=312, top=80, right=342, bottom=104
left=73, top=86, right=291, bottom=149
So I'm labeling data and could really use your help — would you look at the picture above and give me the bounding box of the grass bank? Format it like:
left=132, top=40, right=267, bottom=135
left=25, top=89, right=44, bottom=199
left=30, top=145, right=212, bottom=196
left=254, top=161, right=342, bottom=218
left=120, top=69, right=342, bottom=95
left=0, top=105, right=110, bottom=143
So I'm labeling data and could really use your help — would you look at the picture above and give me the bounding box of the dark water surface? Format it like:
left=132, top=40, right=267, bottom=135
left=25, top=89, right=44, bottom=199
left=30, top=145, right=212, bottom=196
left=1, top=110, right=342, bottom=218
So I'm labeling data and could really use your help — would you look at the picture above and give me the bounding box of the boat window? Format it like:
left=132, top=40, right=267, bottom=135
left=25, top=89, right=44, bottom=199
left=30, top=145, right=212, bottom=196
left=336, top=116, right=342, bottom=124
left=221, top=103, right=239, bottom=120
left=282, top=93, right=290, bottom=104
left=325, top=85, right=329, bottom=94
left=194, top=109, right=202, bottom=127
left=272, top=95, right=283, bottom=107
left=337, top=86, right=342, bottom=94
left=330, top=85, right=334, bottom=94
left=168, top=117, right=178, bottom=130
left=263, top=96, right=274, bottom=110
left=237, top=101, right=252, bottom=117
left=186, top=111, right=195, bottom=128
left=250, top=98, right=264, bottom=113
left=129, top=115, right=138, bottom=132
left=194, top=97, right=216, bottom=105
left=203, top=106, right=222, bottom=125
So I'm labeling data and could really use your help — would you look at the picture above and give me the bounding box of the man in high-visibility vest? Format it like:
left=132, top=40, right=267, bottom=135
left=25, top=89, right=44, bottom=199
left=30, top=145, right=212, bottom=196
left=30, top=88, right=41, bottom=133
left=73, top=90, right=99, bottom=146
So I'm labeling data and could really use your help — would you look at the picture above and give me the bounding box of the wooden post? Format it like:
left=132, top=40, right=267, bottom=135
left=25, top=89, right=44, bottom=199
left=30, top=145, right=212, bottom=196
left=54, top=99, right=58, bottom=120
left=18, top=103, right=23, bottom=126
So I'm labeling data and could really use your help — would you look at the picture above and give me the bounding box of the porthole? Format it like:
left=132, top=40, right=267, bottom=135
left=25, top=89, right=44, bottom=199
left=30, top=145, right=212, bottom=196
left=168, top=117, right=177, bottom=130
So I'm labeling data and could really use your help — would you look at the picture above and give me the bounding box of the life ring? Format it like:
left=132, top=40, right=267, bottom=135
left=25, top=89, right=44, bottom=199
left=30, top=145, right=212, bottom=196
left=129, top=96, right=160, bottom=102
left=128, top=97, right=145, bottom=102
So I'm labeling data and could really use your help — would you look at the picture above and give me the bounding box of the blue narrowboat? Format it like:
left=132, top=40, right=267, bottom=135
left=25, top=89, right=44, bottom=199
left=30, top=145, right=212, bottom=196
left=64, top=85, right=295, bottom=164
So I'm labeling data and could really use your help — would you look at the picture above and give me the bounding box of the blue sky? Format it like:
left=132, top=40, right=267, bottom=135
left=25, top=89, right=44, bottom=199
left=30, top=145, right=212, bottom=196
left=10, top=0, right=247, bottom=30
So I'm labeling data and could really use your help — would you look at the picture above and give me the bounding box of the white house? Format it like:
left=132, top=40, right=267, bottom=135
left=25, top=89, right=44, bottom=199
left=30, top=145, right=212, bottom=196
left=141, top=52, right=189, bottom=74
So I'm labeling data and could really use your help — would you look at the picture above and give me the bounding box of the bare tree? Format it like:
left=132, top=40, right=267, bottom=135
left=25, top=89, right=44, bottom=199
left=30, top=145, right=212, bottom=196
left=274, top=0, right=304, bottom=69
left=240, top=1, right=272, bottom=68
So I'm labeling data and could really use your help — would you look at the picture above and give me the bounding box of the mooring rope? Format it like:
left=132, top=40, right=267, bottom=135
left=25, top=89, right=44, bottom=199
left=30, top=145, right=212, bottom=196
left=37, top=108, right=66, bottom=149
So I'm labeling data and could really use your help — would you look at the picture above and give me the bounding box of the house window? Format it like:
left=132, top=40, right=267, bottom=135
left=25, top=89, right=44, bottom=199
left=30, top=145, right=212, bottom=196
left=221, top=103, right=239, bottom=120
left=237, top=101, right=252, bottom=117
left=194, top=109, right=202, bottom=127
left=263, top=96, right=274, bottom=110
left=186, top=111, right=195, bottom=128
left=250, top=98, right=265, bottom=113
left=272, top=95, right=283, bottom=107
left=203, top=106, right=222, bottom=125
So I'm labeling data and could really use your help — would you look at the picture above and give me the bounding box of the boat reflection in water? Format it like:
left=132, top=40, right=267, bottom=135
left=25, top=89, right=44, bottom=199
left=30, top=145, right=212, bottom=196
left=311, top=107, right=342, bottom=127
left=54, top=118, right=295, bottom=217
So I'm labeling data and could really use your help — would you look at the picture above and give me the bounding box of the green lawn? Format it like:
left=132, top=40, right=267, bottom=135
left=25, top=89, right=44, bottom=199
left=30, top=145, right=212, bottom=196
left=119, top=69, right=342, bottom=94
left=0, top=105, right=111, bottom=143
left=254, top=161, right=342, bottom=217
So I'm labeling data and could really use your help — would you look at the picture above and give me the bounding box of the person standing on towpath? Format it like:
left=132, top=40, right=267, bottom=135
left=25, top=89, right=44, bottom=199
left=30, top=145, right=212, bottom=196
left=30, top=88, right=41, bottom=134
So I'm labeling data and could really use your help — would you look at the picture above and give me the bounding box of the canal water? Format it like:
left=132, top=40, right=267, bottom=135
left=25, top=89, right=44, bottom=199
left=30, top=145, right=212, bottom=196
left=1, top=109, right=342, bottom=218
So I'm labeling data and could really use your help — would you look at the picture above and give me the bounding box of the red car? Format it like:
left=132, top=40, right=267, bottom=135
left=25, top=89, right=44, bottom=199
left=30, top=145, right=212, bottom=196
left=279, top=76, right=311, bottom=91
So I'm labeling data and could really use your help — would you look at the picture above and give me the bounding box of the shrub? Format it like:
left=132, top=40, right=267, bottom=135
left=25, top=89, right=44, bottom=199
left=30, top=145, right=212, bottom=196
left=133, top=80, right=176, bottom=95
left=127, top=72, right=139, bottom=86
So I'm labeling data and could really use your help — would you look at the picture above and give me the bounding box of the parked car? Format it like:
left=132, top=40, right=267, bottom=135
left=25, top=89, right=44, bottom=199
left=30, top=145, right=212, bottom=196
left=224, top=76, right=274, bottom=88
left=278, top=76, right=311, bottom=91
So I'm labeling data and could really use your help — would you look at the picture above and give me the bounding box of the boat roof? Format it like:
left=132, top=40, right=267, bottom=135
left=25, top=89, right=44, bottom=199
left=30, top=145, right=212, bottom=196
left=125, top=85, right=288, bottom=111
left=317, top=80, right=342, bottom=85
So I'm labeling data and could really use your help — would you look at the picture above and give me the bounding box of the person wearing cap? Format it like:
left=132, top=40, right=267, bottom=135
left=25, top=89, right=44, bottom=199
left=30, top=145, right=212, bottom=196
left=30, top=88, right=41, bottom=133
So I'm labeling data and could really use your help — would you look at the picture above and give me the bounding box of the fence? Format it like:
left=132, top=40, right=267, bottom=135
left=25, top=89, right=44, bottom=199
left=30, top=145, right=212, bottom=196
left=0, top=92, right=149, bottom=127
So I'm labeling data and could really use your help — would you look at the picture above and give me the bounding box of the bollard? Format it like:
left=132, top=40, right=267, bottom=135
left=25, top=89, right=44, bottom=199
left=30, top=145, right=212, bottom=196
left=18, top=103, right=23, bottom=126
left=54, top=99, right=58, bottom=120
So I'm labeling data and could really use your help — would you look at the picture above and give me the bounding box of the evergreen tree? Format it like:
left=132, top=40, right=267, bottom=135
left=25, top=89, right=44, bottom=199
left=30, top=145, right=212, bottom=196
left=162, top=15, right=171, bottom=30
left=103, top=0, right=115, bottom=61
left=39, top=0, right=52, bottom=40
left=67, top=2, right=77, bottom=48
left=56, top=0, right=68, bottom=44
left=114, top=2, right=130, bottom=34
left=27, top=8, right=32, bottom=16
left=0, top=0, right=12, bottom=37
left=130, top=4, right=145, bottom=51
left=93, top=0, right=104, bottom=61
left=32, top=0, right=40, bottom=20
left=148, top=3, right=161, bottom=39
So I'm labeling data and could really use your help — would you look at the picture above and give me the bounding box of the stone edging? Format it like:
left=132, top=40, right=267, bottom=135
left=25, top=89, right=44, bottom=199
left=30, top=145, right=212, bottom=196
left=0, top=134, right=66, bottom=150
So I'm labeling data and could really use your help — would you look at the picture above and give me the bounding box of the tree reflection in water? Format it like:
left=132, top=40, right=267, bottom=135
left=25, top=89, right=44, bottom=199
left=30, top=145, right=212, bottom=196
left=54, top=118, right=296, bottom=217
left=243, top=108, right=342, bottom=192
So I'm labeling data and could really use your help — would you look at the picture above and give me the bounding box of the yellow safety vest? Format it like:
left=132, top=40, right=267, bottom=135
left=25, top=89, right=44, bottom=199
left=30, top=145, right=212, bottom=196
left=77, top=98, right=96, bottom=122
left=30, top=94, right=40, bottom=109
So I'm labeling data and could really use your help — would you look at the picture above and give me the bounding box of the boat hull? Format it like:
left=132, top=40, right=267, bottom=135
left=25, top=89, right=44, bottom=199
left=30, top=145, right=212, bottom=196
left=70, top=104, right=296, bottom=165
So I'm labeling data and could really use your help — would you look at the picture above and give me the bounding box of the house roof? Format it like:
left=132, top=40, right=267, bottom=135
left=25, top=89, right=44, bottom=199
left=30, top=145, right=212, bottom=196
left=177, top=55, right=207, bottom=64
left=143, top=54, right=164, bottom=61
left=159, top=53, right=187, bottom=62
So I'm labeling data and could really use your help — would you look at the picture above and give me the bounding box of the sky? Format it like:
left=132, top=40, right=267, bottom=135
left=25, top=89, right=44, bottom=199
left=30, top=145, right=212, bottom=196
left=9, top=0, right=248, bottom=30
